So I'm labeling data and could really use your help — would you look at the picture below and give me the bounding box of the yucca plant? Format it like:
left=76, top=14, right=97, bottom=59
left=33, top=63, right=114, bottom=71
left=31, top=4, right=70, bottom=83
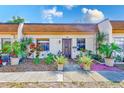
left=54, top=55, right=68, bottom=64
left=78, top=56, right=93, bottom=70
left=82, top=56, right=93, bottom=66
left=54, top=55, right=68, bottom=71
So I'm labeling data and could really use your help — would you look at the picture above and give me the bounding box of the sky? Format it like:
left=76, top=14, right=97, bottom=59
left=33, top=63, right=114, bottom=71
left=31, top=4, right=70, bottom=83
left=0, top=5, right=124, bottom=23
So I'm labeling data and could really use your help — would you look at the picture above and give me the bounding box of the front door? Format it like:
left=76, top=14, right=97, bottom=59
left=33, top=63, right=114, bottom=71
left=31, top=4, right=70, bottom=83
left=62, top=39, right=71, bottom=58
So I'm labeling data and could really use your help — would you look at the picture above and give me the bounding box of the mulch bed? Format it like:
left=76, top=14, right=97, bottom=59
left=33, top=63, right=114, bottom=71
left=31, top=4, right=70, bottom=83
left=80, top=60, right=122, bottom=71
left=0, top=59, right=57, bottom=72
left=115, top=64, right=124, bottom=70
left=91, top=62, right=122, bottom=71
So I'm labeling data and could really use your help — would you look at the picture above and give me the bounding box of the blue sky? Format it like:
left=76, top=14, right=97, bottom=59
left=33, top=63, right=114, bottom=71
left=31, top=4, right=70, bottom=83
left=0, top=5, right=124, bottom=23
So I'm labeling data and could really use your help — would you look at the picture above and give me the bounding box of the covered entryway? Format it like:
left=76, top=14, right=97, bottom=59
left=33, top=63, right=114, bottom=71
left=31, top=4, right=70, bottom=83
left=62, top=39, right=71, bottom=58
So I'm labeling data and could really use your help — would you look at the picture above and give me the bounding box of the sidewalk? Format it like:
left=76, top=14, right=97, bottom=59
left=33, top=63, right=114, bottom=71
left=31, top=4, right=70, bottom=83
left=0, top=71, right=110, bottom=82
left=0, top=70, right=124, bottom=83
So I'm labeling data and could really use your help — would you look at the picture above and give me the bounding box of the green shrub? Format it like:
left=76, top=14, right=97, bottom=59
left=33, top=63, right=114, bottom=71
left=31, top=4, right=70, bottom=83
left=45, top=53, right=55, bottom=65
left=33, top=57, right=40, bottom=64
left=91, top=54, right=104, bottom=63
left=114, top=55, right=123, bottom=62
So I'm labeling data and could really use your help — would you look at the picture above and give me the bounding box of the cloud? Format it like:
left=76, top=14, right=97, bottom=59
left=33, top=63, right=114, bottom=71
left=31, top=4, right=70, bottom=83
left=81, top=8, right=105, bottom=23
left=42, top=7, right=63, bottom=23
left=64, top=5, right=76, bottom=10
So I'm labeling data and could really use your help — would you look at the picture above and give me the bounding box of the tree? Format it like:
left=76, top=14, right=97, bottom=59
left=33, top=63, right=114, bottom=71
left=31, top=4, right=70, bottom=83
left=96, top=32, right=106, bottom=48
left=96, top=32, right=107, bottom=54
left=7, top=16, right=25, bottom=24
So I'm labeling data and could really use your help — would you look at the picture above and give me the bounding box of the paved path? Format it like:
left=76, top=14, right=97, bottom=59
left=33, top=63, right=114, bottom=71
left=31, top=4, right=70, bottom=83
left=64, top=63, right=81, bottom=71
left=0, top=62, right=124, bottom=82
left=0, top=71, right=124, bottom=82
left=97, top=71, right=124, bottom=82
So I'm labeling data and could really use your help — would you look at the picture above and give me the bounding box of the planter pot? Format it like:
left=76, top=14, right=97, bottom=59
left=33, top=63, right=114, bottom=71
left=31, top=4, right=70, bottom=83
left=2, top=62, right=7, bottom=66
left=10, top=57, right=20, bottom=65
left=58, top=64, right=64, bottom=71
left=105, top=58, right=114, bottom=67
left=83, top=65, right=91, bottom=71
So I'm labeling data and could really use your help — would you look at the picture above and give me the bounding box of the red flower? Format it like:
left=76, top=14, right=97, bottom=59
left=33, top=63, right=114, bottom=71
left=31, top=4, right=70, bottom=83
left=30, top=43, right=35, bottom=49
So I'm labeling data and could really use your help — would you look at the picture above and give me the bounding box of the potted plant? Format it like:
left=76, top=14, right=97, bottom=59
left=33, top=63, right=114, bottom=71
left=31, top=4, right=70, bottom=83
left=2, top=41, right=24, bottom=65
left=98, top=43, right=121, bottom=66
left=77, top=56, right=93, bottom=70
left=82, top=56, right=93, bottom=70
left=54, top=55, right=68, bottom=71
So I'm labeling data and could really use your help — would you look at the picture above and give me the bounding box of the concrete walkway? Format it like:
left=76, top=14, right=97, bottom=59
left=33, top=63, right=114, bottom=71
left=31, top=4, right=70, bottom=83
left=0, top=71, right=113, bottom=83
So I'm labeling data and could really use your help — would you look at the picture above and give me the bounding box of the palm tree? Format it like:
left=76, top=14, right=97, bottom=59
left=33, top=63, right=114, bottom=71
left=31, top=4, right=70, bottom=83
left=96, top=32, right=107, bottom=54
left=7, top=16, right=25, bottom=24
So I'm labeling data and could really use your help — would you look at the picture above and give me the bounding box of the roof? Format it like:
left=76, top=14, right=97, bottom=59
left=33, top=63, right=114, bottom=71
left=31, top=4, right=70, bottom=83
left=0, top=21, right=124, bottom=35
left=23, top=23, right=98, bottom=35
left=110, top=21, right=124, bottom=33
left=110, top=21, right=124, bottom=30
left=0, top=23, right=19, bottom=35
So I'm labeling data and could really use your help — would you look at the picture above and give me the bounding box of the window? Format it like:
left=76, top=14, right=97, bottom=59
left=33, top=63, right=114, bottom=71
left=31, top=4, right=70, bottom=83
left=114, top=37, right=124, bottom=51
left=1, top=38, right=11, bottom=49
left=37, top=38, right=49, bottom=51
left=77, top=38, right=85, bottom=51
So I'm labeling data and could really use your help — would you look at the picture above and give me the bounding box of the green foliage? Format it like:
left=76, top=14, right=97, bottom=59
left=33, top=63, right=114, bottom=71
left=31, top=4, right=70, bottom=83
left=2, top=41, right=22, bottom=57
left=77, top=55, right=83, bottom=64
left=7, top=16, right=25, bottom=24
left=80, top=56, right=92, bottom=67
left=77, top=55, right=93, bottom=65
left=33, top=57, right=40, bottom=64
left=96, top=32, right=106, bottom=54
left=82, top=56, right=93, bottom=67
left=114, top=55, right=123, bottom=62
left=91, top=54, right=104, bottom=62
left=96, top=32, right=106, bottom=46
left=45, top=53, right=55, bottom=65
left=54, top=55, right=68, bottom=64
left=21, top=38, right=32, bottom=51
left=98, top=43, right=121, bottom=58
left=2, top=38, right=32, bottom=58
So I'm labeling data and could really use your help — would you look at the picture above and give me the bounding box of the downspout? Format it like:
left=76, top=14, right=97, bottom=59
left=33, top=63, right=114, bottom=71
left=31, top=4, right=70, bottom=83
left=17, top=23, right=24, bottom=42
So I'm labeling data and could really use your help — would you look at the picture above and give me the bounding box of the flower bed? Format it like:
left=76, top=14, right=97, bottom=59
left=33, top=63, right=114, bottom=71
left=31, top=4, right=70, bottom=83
left=91, top=63, right=122, bottom=71
left=80, top=60, right=122, bottom=71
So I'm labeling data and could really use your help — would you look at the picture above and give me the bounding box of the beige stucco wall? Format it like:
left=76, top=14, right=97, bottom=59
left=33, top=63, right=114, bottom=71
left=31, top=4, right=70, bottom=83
left=26, top=34, right=96, bottom=59
left=98, top=20, right=113, bottom=43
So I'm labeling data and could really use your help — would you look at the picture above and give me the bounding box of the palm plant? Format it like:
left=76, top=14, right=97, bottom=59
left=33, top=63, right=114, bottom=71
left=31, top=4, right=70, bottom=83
left=20, top=38, right=32, bottom=51
left=7, top=16, right=25, bottom=24
left=54, top=55, right=68, bottom=64
left=78, top=55, right=93, bottom=70
left=2, top=41, right=22, bottom=57
left=54, top=55, right=68, bottom=70
left=96, top=32, right=107, bottom=53
left=98, top=43, right=121, bottom=58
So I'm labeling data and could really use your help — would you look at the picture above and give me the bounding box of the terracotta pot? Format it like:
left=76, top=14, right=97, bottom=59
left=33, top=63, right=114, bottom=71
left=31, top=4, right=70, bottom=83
left=58, top=64, right=64, bottom=71
left=10, top=57, right=20, bottom=65
left=105, top=58, right=114, bottom=67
